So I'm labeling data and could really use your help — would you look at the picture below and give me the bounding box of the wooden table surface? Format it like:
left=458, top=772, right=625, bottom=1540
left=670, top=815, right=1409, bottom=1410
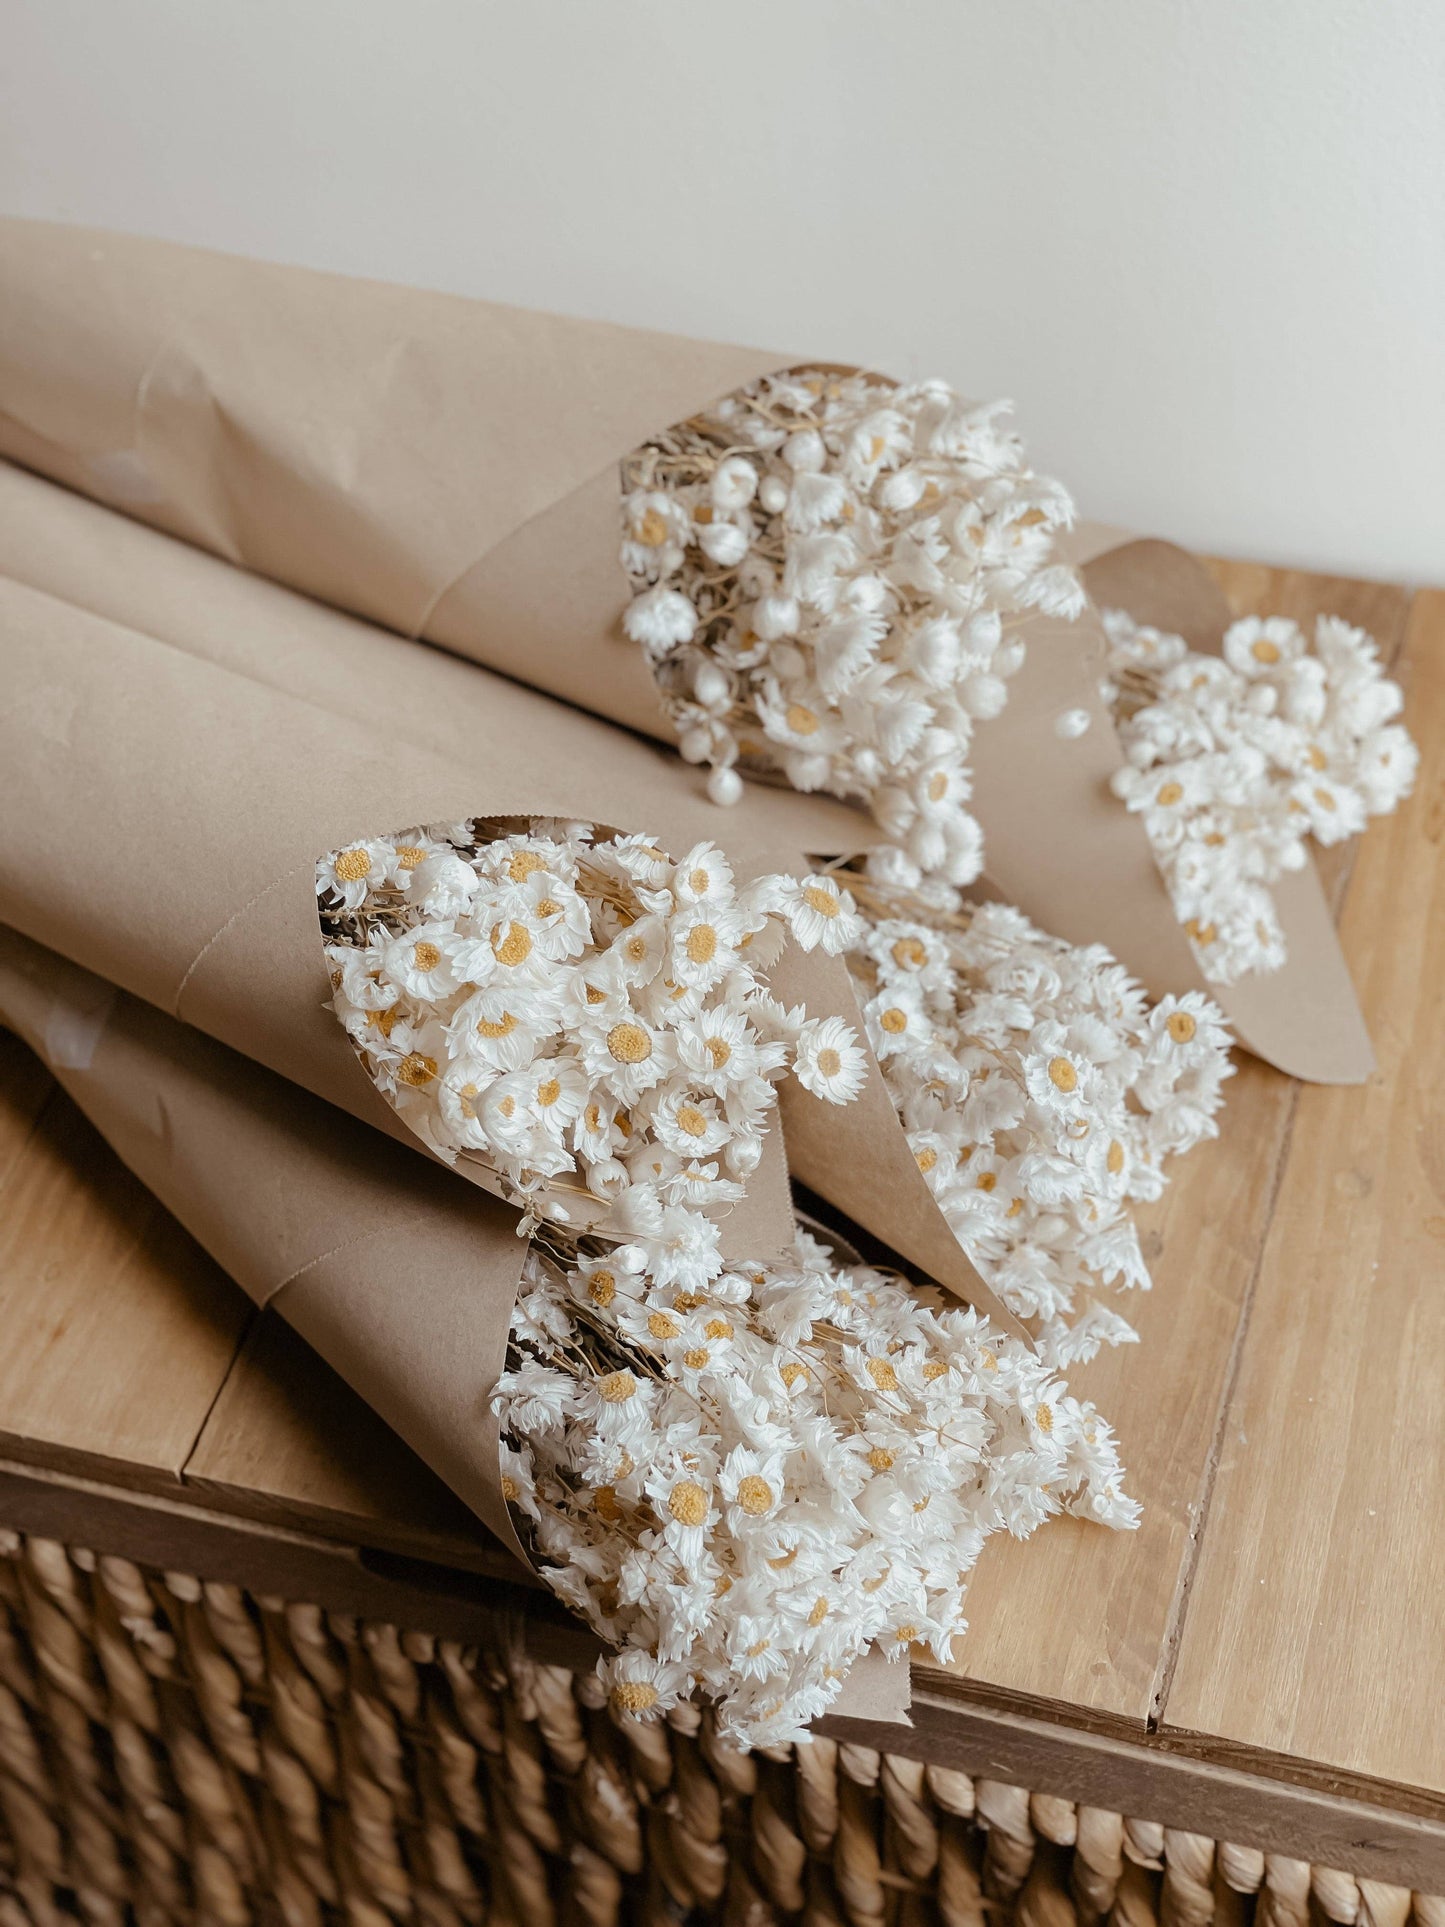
left=0, top=560, right=1440, bottom=1871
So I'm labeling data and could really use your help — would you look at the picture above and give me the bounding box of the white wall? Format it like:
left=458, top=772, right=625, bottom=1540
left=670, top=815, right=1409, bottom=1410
left=2, top=0, right=1441, bottom=582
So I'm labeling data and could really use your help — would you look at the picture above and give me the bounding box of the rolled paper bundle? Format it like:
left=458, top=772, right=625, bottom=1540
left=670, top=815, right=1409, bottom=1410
left=0, top=456, right=1023, bottom=1337
left=0, top=923, right=532, bottom=1561
left=0, top=219, right=1378, bottom=1080
left=0, top=924, right=938, bottom=1735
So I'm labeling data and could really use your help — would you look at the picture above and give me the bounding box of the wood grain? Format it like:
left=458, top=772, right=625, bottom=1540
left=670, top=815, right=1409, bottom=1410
left=1165, top=588, right=1445, bottom=1796
left=184, top=1311, right=517, bottom=1576
left=0, top=1043, right=251, bottom=1487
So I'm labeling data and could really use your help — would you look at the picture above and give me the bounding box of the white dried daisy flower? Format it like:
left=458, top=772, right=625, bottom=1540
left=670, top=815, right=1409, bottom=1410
left=496, top=1221, right=1136, bottom=1749
left=318, top=819, right=864, bottom=1238
left=1103, top=608, right=1417, bottom=984
left=839, top=873, right=1234, bottom=1365
left=620, top=369, right=1084, bottom=898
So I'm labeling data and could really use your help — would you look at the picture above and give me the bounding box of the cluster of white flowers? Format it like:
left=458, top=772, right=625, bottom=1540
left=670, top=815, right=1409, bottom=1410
left=620, top=369, right=1083, bottom=897
left=495, top=1221, right=1136, bottom=1749
left=318, top=820, right=869, bottom=1240
left=1103, top=609, right=1417, bottom=984
left=843, top=880, right=1233, bottom=1364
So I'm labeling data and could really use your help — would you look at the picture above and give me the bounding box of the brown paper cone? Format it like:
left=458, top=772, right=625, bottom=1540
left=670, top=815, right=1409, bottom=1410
left=0, top=922, right=912, bottom=1724
left=0, top=456, right=1020, bottom=1336
left=0, top=922, right=531, bottom=1560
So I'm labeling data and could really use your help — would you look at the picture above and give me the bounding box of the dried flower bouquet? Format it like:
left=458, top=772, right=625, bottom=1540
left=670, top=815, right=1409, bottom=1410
left=620, top=368, right=1083, bottom=901
left=1102, top=607, right=1417, bottom=984
left=315, top=819, right=1237, bottom=1744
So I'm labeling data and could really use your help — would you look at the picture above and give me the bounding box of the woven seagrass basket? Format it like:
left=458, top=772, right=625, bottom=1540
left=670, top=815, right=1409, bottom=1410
left=0, top=1529, right=1439, bottom=1927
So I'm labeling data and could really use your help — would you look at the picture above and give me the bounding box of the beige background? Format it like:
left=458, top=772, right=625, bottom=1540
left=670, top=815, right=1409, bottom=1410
left=1, top=0, right=1441, bottom=583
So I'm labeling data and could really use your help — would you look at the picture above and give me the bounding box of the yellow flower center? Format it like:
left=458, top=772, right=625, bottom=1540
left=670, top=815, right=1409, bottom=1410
left=1035, top=1404, right=1055, bottom=1434
left=412, top=941, right=441, bottom=971
left=786, top=703, right=819, bottom=736
left=976, top=1171, right=997, bottom=1192
left=668, top=1480, right=709, bottom=1527
left=1156, top=781, right=1184, bottom=807
left=1107, top=1139, right=1125, bottom=1175
left=880, top=1007, right=908, bottom=1034
left=333, top=848, right=371, bottom=883
left=637, top=506, right=670, bottom=546
left=625, top=934, right=649, bottom=962
left=476, top=1011, right=517, bottom=1038
left=498, top=1096, right=516, bottom=1118
left=808, top=1598, right=830, bottom=1626
left=704, top=1318, right=733, bottom=1341
left=584, top=1104, right=602, bottom=1131
left=493, top=922, right=532, bottom=966
left=866, top=1358, right=899, bottom=1391
left=397, top=1053, right=437, bottom=1087
left=915, top=1147, right=937, bottom=1173
left=1168, top=1010, right=1198, bottom=1043
left=927, top=771, right=949, bottom=802
left=648, top=1312, right=679, bottom=1340
left=816, top=1047, right=842, bottom=1078
left=683, top=1348, right=710, bottom=1370
left=508, top=851, right=546, bottom=883
left=891, top=937, right=927, bottom=969
left=607, top=1022, right=652, bottom=1064
left=1308, top=744, right=1328, bottom=770
left=587, top=1271, right=616, bottom=1307
left=500, top=1475, right=519, bottom=1502
left=1251, top=638, right=1281, bottom=664
left=802, top=884, right=840, bottom=918
left=736, top=1475, right=774, bottom=1515
left=394, top=845, right=427, bottom=870
left=594, top=1486, right=622, bottom=1521
left=705, top=1037, right=731, bottom=1069
left=894, top=1625, right=919, bottom=1644
left=922, top=1361, right=949, bottom=1381
left=676, top=1104, right=709, bottom=1137
left=611, top=1682, right=659, bottom=1715
left=685, top=924, right=718, bottom=965
left=1314, top=787, right=1337, bottom=811
left=536, top=1078, right=562, bottom=1108
left=536, top=898, right=559, bottom=918
left=689, top=867, right=710, bottom=894
left=368, top=1007, right=399, bottom=1039
left=598, top=1371, right=637, bottom=1403
left=1048, top=1056, right=1078, bottom=1093
left=779, top=1362, right=809, bottom=1389
left=867, top=1447, right=895, bottom=1471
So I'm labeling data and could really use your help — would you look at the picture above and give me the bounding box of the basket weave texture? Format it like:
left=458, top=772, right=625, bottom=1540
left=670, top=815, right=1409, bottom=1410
left=0, top=1530, right=1437, bottom=1927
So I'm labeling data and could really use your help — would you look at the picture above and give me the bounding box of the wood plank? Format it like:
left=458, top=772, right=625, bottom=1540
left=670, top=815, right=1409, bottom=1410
left=0, top=1044, right=252, bottom=1486
left=183, top=1312, right=519, bottom=1577
left=1166, top=586, right=1445, bottom=1795
left=936, top=563, right=1415, bottom=1725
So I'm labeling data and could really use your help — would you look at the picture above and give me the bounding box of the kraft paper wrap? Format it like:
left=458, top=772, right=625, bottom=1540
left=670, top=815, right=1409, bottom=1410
left=0, top=455, right=1021, bottom=1340
left=0, top=219, right=1369, bottom=1081
left=0, top=922, right=530, bottom=1560
left=0, top=922, right=911, bottom=1724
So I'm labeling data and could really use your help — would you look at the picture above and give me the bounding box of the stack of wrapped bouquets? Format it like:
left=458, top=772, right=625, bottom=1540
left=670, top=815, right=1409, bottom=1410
left=0, top=222, right=1414, bottom=1746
